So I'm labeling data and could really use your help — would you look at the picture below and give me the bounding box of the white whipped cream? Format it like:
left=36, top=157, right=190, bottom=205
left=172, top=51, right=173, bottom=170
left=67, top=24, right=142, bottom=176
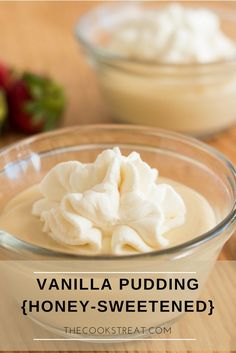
left=32, top=148, right=186, bottom=255
left=107, top=4, right=236, bottom=63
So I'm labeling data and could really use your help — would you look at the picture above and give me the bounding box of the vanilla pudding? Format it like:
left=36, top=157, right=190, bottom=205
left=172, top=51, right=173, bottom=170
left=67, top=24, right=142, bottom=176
left=0, top=148, right=216, bottom=255
left=76, top=4, right=236, bottom=136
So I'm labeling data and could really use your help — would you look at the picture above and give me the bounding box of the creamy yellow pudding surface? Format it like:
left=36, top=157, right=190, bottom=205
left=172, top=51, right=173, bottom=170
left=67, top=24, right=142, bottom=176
left=0, top=179, right=216, bottom=255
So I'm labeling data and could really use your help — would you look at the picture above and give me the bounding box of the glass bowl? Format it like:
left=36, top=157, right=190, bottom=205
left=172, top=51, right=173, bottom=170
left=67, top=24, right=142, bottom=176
left=0, top=124, right=235, bottom=258
left=0, top=124, right=235, bottom=340
left=75, top=3, right=236, bottom=137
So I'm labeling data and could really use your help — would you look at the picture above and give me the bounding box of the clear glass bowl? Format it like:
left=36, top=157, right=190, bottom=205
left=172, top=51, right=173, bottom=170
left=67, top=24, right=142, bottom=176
left=0, top=125, right=235, bottom=339
left=75, top=3, right=236, bottom=137
left=0, top=124, right=235, bottom=260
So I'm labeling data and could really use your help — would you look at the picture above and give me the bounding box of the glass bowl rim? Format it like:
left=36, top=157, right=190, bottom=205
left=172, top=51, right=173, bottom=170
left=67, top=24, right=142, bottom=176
left=75, top=2, right=236, bottom=69
left=0, top=124, right=235, bottom=260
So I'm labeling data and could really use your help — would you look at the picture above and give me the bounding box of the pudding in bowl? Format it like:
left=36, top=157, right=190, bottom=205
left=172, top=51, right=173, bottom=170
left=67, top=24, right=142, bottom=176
left=76, top=3, right=236, bottom=136
left=0, top=125, right=235, bottom=340
left=0, top=147, right=216, bottom=256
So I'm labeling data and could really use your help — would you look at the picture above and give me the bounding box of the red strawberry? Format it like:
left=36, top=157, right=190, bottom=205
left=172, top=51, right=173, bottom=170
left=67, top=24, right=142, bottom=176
left=8, top=72, right=65, bottom=134
left=0, top=61, right=12, bottom=91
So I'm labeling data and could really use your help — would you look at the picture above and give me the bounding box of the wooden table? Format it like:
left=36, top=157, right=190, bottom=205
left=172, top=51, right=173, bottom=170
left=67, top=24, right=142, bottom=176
left=0, top=1, right=235, bottom=352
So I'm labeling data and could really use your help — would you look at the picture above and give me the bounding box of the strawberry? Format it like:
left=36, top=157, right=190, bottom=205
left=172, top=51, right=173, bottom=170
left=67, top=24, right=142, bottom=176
left=0, top=61, right=12, bottom=91
left=8, top=72, right=65, bottom=134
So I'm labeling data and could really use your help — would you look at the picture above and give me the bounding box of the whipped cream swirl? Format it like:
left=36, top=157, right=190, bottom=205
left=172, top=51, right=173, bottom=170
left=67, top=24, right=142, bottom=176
left=107, top=4, right=236, bottom=63
left=32, top=148, right=186, bottom=255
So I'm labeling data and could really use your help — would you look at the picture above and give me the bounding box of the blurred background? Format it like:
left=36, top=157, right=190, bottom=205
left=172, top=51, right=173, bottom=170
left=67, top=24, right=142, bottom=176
left=0, top=1, right=235, bottom=165
left=0, top=0, right=235, bottom=258
left=0, top=2, right=109, bottom=135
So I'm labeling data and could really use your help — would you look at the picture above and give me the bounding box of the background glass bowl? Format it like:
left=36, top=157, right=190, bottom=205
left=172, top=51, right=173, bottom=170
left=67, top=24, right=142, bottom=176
left=0, top=125, right=235, bottom=339
left=75, top=3, right=236, bottom=137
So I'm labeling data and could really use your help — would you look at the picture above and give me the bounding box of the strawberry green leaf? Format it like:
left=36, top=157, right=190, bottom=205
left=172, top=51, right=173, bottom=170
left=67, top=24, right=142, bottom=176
left=23, top=72, right=65, bottom=130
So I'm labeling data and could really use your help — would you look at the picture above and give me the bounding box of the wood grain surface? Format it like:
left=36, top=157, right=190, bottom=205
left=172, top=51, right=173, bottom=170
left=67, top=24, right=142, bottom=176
left=0, top=1, right=235, bottom=353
